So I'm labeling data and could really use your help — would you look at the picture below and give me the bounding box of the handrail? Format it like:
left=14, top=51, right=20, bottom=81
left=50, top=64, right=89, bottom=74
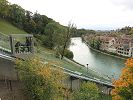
left=0, top=32, right=11, bottom=53
left=52, top=64, right=113, bottom=87
left=0, top=32, right=9, bottom=37
left=0, top=53, right=14, bottom=61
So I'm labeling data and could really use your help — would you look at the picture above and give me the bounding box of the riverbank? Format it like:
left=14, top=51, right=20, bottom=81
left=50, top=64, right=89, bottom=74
left=84, top=41, right=127, bottom=60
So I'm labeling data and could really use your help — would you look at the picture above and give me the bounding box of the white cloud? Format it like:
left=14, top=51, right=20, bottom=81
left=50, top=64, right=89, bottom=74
left=8, top=0, right=133, bottom=30
left=110, top=0, right=133, bottom=10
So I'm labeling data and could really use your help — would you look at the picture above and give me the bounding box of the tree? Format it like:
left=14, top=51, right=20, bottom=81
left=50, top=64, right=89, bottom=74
left=74, top=82, right=100, bottom=100
left=88, top=36, right=101, bottom=50
left=111, top=58, right=133, bottom=100
left=129, top=28, right=133, bottom=35
left=0, top=0, right=10, bottom=18
left=61, top=22, right=76, bottom=59
left=44, top=22, right=60, bottom=48
left=32, top=12, right=51, bottom=34
left=63, top=49, right=73, bottom=59
left=119, top=26, right=132, bottom=34
left=9, top=4, right=26, bottom=28
left=23, top=11, right=36, bottom=33
left=15, top=58, right=66, bottom=100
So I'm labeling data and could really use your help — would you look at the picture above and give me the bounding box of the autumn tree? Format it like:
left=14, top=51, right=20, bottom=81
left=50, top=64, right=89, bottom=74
left=15, top=58, right=66, bottom=100
left=111, top=58, right=133, bottom=100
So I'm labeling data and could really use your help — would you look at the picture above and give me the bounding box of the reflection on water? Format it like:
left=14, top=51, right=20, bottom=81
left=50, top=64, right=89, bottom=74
left=69, top=37, right=125, bottom=79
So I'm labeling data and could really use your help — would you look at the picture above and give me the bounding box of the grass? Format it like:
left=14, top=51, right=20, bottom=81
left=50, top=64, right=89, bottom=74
left=0, top=18, right=27, bottom=35
left=0, top=18, right=28, bottom=50
left=36, top=47, right=111, bottom=82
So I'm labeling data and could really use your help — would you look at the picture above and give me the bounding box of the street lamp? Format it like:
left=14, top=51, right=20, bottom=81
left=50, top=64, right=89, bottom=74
left=86, top=64, right=88, bottom=72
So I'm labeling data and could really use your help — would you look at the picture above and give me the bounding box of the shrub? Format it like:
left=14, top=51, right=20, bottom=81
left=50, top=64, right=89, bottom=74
left=15, top=58, right=66, bottom=100
left=64, top=49, right=74, bottom=59
left=74, top=82, right=100, bottom=100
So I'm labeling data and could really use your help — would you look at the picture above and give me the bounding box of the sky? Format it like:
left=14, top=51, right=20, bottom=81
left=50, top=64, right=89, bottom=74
left=8, top=0, right=133, bottom=30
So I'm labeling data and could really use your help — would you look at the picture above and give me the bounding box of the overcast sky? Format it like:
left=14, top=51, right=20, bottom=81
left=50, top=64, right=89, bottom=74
left=8, top=0, right=133, bottom=30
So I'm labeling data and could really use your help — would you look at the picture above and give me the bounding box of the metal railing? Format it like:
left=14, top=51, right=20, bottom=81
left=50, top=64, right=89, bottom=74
left=52, top=64, right=113, bottom=87
left=0, top=32, right=11, bottom=55
left=15, top=46, right=32, bottom=54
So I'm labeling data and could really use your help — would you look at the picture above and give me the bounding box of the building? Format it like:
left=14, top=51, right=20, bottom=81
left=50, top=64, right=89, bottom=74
left=99, top=36, right=116, bottom=53
left=116, top=35, right=133, bottom=57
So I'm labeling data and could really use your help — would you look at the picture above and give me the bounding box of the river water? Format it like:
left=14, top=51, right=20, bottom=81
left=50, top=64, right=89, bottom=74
left=69, top=37, right=126, bottom=79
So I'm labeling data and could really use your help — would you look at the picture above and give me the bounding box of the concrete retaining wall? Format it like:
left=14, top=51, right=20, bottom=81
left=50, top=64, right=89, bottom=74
left=0, top=57, right=17, bottom=80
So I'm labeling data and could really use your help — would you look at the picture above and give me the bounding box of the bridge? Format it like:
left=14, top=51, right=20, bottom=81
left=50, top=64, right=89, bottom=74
left=0, top=32, right=113, bottom=94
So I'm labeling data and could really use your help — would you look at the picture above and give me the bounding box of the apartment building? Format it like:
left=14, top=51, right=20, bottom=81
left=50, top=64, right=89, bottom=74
left=116, top=35, right=133, bottom=57
left=99, top=36, right=116, bottom=53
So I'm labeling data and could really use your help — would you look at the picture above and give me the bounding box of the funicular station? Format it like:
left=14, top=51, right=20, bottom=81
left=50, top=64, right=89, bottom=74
left=0, top=33, right=34, bottom=81
left=10, top=34, right=34, bottom=59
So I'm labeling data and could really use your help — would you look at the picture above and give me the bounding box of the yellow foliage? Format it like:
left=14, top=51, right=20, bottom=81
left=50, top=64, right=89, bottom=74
left=15, top=57, right=67, bottom=99
left=111, top=58, right=133, bottom=100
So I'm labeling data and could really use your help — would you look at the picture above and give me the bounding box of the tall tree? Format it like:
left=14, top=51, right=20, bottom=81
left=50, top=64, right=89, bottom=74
left=9, top=4, right=25, bottom=28
left=61, top=22, right=76, bottom=59
left=44, top=22, right=59, bottom=48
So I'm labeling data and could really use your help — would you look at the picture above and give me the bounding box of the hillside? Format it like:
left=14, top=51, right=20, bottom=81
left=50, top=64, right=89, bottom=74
left=0, top=18, right=27, bottom=35
left=0, top=18, right=110, bottom=81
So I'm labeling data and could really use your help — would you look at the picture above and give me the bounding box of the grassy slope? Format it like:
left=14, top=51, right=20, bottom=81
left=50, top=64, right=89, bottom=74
left=0, top=18, right=27, bottom=35
left=36, top=47, right=111, bottom=82
left=0, top=18, right=27, bottom=49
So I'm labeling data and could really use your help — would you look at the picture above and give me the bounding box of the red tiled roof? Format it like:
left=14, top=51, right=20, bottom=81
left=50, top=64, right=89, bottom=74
left=99, top=36, right=114, bottom=42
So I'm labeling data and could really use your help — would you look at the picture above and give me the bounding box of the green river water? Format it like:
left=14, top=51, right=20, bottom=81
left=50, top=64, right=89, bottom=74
left=69, top=37, right=125, bottom=79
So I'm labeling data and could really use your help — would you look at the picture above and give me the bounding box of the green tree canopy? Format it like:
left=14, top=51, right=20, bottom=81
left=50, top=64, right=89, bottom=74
left=74, top=82, right=100, bottom=100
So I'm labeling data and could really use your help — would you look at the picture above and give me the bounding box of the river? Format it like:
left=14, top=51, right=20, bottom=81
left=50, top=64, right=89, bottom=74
left=69, top=37, right=126, bottom=79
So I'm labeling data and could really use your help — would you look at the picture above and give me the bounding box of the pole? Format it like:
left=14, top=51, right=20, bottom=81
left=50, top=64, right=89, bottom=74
left=86, top=64, right=88, bottom=73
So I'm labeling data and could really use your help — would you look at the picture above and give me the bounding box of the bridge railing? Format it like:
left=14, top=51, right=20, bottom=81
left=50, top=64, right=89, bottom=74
left=0, top=32, right=11, bottom=54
